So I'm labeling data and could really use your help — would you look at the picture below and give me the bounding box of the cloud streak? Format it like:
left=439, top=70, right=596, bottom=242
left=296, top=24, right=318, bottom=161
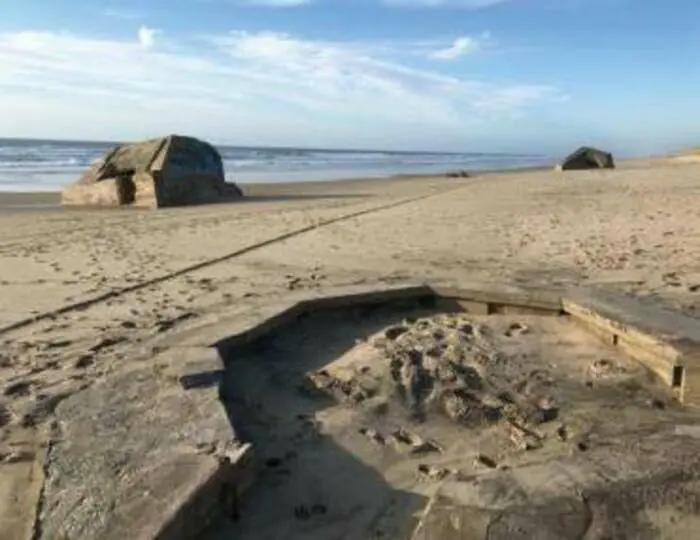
left=0, top=28, right=561, bottom=146
left=137, top=26, right=160, bottom=49
left=429, top=34, right=490, bottom=59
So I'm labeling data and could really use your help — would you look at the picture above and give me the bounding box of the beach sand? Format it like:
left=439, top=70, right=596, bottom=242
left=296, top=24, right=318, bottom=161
left=2, top=159, right=700, bottom=538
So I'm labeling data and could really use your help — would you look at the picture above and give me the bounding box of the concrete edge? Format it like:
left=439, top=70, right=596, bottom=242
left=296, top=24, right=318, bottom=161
left=113, top=345, right=259, bottom=540
left=0, top=444, right=47, bottom=540
left=152, top=443, right=257, bottom=540
left=140, top=280, right=700, bottom=540
left=157, top=280, right=564, bottom=349
left=164, top=280, right=700, bottom=402
left=153, top=281, right=433, bottom=348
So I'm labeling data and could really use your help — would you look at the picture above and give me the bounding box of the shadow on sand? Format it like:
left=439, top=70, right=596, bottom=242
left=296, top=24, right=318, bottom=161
left=207, top=301, right=445, bottom=540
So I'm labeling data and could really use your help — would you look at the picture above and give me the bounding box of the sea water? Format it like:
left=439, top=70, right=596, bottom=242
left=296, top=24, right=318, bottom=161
left=0, top=138, right=553, bottom=192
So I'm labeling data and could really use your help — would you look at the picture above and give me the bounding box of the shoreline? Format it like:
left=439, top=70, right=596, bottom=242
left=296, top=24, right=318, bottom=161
left=0, top=164, right=553, bottom=210
left=0, top=155, right=686, bottom=212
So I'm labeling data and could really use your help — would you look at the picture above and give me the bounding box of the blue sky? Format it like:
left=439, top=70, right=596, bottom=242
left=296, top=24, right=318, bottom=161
left=1, top=0, right=699, bottom=155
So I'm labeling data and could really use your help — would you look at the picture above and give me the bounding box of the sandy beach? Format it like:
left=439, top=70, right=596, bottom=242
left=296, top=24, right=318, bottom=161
left=2, top=159, right=698, bottom=331
left=3, top=158, right=700, bottom=539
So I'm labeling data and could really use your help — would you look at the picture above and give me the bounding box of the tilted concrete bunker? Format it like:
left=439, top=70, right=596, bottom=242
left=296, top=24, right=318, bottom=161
left=61, top=135, right=243, bottom=209
left=557, top=146, right=615, bottom=171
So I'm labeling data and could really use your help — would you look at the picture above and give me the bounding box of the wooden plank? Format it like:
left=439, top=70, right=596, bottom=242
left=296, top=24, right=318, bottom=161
left=494, top=305, right=562, bottom=316
left=617, top=335, right=679, bottom=389
left=565, top=304, right=677, bottom=388
left=562, top=298, right=681, bottom=364
left=562, top=289, right=700, bottom=403
left=563, top=289, right=700, bottom=355
left=682, top=366, right=700, bottom=406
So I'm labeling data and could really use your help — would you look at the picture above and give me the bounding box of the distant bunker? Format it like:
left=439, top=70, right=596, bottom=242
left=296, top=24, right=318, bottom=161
left=60, top=135, right=243, bottom=209
left=557, top=146, right=615, bottom=171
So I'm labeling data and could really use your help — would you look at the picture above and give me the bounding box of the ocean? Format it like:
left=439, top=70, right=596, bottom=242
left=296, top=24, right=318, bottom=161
left=0, top=138, right=554, bottom=192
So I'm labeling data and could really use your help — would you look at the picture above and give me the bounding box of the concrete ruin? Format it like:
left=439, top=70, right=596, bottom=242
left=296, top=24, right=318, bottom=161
left=556, top=146, right=615, bottom=171
left=60, top=135, right=243, bottom=208
left=29, top=282, right=700, bottom=539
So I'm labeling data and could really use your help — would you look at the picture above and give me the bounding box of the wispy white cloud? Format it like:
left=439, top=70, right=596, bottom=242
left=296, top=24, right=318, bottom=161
left=429, top=33, right=490, bottom=59
left=137, top=26, right=160, bottom=49
left=0, top=28, right=562, bottom=146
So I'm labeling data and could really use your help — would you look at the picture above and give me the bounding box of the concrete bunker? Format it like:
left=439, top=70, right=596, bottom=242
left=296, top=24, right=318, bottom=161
left=556, top=146, right=615, bottom=171
left=60, top=135, right=244, bottom=208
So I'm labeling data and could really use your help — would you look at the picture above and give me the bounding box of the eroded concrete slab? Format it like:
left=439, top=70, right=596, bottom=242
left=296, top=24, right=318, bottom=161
left=0, top=444, right=45, bottom=540
left=39, top=347, right=254, bottom=540
left=412, top=427, right=700, bottom=539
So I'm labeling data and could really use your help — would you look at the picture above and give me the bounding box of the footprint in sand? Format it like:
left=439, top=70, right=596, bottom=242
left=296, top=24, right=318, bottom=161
left=0, top=404, right=11, bottom=427
left=389, top=428, right=444, bottom=455
left=4, top=380, right=33, bottom=398
left=506, top=421, right=543, bottom=451
left=504, top=322, right=529, bottom=337
left=0, top=353, right=13, bottom=369
left=587, top=358, right=627, bottom=381
left=359, top=427, right=386, bottom=446
left=74, top=355, right=94, bottom=369
left=474, top=453, right=498, bottom=469
left=417, top=464, right=452, bottom=482
left=662, top=272, right=683, bottom=287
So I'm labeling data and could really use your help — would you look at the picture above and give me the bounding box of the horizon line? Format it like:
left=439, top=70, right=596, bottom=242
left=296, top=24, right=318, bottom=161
left=0, top=136, right=548, bottom=159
